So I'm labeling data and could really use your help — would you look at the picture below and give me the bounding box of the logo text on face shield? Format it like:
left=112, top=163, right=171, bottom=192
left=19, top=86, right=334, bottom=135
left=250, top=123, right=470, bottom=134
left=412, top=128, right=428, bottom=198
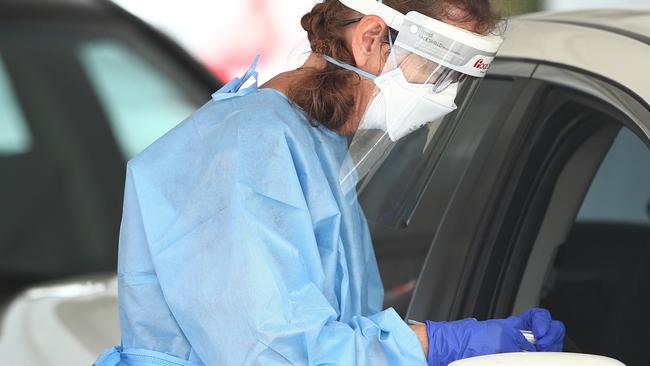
left=473, top=59, right=490, bottom=70
left=418, top=29, right=462, bottom=57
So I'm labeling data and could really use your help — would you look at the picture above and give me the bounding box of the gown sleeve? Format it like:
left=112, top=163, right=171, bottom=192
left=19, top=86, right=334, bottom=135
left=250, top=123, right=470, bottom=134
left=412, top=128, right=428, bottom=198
left=125, top=108, right=428, bottom=366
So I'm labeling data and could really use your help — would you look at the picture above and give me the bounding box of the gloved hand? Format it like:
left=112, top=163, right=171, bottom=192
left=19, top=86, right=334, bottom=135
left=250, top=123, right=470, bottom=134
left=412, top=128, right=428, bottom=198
left=495, top=307, right=565, bottom=352
left=425, top=308, right=565, bottom=366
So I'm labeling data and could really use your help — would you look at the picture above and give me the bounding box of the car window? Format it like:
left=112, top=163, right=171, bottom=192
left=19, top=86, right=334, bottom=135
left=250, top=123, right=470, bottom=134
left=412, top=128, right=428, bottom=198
left=0, top=55, right=32, bottom=155
left=373, top=77, right=520, bottom=317
left=78, top=39, right=203, bottom=158
left=577, top=128, right=650, bottom=225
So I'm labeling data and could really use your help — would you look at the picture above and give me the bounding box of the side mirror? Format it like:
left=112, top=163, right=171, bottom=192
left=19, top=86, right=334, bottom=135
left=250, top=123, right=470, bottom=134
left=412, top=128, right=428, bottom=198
left=450, top=352, right=625, bottom=366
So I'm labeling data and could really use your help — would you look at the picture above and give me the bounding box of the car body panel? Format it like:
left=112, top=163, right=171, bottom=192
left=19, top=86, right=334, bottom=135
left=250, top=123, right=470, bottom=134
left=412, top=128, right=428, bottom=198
left=450, top=352, right=625, bottom=366
left=498, top=19, right=650, bottom=139
left=0, top=275, right=118, bottom=366
left=521, top=9, right=650, bottom=37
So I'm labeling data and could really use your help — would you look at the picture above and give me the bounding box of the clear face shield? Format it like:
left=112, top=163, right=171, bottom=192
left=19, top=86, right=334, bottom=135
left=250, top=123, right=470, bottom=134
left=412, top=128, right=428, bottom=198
left=334, top=2, right=503, bottom=228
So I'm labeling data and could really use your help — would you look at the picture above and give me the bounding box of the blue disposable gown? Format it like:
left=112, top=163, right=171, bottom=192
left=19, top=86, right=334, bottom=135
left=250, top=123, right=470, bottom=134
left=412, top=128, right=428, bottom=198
left=95, top=80, right=427, bottom=365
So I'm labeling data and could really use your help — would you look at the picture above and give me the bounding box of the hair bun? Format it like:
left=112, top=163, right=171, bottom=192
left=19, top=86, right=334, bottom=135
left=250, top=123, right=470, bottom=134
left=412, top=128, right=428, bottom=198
left=301, top=5, right=324, bottom=36
left=301, top=3, right=330, bottom=54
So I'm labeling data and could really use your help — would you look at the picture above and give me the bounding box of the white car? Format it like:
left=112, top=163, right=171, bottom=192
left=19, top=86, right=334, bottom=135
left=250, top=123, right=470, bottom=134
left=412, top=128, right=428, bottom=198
left=2, top=7, right=649, bottom=366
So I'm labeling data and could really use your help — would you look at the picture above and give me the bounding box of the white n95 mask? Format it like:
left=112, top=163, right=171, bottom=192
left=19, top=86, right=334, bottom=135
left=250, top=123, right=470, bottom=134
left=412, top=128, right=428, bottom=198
left=360, top=68, right=458, bottom=142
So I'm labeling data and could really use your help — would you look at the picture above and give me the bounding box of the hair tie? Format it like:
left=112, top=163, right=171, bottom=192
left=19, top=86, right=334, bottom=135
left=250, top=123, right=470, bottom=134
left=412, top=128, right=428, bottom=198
left=312, top=39, right=331, bottom=55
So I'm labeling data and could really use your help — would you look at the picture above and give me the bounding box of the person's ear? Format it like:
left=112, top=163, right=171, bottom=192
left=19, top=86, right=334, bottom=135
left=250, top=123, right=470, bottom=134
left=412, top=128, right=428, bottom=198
left=350, top=15, right=387, bottom=73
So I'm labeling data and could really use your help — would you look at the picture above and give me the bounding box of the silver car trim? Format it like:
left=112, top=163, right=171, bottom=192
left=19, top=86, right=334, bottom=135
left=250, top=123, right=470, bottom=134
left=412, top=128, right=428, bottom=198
left=487, top=60, right=538, bottom=78
left=528, top=19, right=650, bottom=46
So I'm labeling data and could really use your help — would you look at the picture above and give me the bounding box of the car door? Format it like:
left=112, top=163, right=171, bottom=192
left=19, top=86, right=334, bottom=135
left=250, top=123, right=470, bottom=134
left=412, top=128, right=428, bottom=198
left=498, top=67, right=650, bottom=365
left=401, top=60, right=649, bottom=364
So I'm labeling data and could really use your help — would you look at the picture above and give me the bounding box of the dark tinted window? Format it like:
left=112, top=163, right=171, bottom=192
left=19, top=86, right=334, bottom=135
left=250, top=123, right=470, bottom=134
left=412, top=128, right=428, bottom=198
left=372, top=78, right=518, bottom=316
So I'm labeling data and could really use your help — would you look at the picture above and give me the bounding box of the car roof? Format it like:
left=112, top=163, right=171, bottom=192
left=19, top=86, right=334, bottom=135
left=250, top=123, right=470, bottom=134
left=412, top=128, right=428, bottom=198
left=497, top=9, right=650, bottom=109
left=0, top=0, right=220, bottom=97
left=520, top=9, right=650, bottom=39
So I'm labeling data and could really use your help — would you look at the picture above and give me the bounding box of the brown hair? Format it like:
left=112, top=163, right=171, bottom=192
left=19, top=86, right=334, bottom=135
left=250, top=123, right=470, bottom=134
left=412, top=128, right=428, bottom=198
left=287, top=0, right=501, bottom=131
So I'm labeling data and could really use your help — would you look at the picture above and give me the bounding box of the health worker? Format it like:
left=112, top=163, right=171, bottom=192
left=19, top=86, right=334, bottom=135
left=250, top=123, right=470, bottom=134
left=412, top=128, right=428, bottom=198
left=95, top=0, right=565, bottom=365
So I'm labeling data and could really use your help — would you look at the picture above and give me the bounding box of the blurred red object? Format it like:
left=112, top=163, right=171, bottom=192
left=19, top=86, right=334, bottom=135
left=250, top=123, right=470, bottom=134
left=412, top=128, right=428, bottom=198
left=203, top=0, right=281, bottom=81
left=112, top=0, right=313, bottom=83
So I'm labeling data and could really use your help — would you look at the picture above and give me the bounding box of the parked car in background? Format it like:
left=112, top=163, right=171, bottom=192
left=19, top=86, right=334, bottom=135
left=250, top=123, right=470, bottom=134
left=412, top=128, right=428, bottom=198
left=0, top=0, right=218, bottom=300
left=0, top=0, right=218, bottom=360
left=1, top=4, right=649, bottom=366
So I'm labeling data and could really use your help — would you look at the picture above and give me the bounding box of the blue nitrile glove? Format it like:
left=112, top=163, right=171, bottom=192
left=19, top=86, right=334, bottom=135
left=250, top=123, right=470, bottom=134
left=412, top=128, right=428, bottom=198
left=425, top=308, right=565, bottom=366
left=425, top=318, right=535, bottom=366
left=499, top=307, right=565, bottom=352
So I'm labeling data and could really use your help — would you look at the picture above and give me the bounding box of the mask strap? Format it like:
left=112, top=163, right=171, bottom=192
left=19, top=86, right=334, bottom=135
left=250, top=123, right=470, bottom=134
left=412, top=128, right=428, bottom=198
left=322, top=55, right=378, bottom=80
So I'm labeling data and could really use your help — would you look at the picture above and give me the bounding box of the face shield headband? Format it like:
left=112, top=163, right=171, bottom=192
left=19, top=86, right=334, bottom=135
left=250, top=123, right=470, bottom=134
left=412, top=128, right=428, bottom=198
left=337, top=0, right=504, bottom=80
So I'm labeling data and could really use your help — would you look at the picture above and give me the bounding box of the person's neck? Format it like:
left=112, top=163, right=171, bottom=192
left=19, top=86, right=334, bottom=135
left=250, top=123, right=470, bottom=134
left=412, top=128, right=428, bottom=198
left=260, top=53, right=325, bottom=96
left=261, top=53, right=367, bottom=136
